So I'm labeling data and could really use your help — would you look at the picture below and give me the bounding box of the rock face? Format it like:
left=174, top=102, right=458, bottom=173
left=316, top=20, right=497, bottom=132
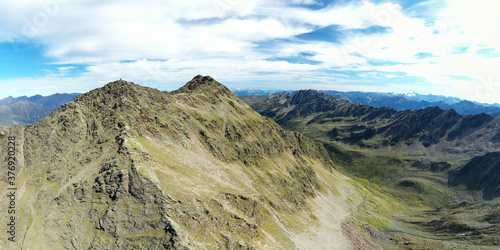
left=0, top=76, right=358, bottom=249
left=449, top=152, right=500, bottom=200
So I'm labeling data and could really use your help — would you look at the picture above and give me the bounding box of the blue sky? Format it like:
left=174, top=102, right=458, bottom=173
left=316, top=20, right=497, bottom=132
left=0, top=0, right=499, bottom=103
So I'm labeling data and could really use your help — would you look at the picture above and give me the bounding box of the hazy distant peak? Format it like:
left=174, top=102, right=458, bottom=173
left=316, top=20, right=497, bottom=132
left=289, top=89, right=339, bottom=105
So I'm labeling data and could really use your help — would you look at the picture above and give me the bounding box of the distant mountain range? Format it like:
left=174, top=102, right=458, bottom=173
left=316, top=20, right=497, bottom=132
left=233, top=89, right=500, bottom=118
left=321, top=90, right=500, bottom=117
left=0, top=101, right=52, bottom=127
left=0, top=93, right=79, bottom=127
left=241, top=90, right=500, bottom=202
left=242, top=90, right=500, bottom=159
left=1, top=89, right=497, bottom=128
left=0, top=93, right=80, bottom=110
left=230, top=89, right=273, bottom=96
left=320, top=90, right=464, bottom=105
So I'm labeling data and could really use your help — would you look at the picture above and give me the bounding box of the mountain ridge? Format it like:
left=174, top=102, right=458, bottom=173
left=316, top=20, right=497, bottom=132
left=0, top=93, right=79, bottom=127
left=234, top=89, right=500, bottom=116
left=0, top=93, right=79, bottom=110
left=242, top=90, right=500, bottom=162
left=240, top=87, right=500, bottom=248
left=2, top=77, right=498, bottom=248
left=0, top=76, right=367, bottom=249
left=0, top=101, right=52, bottom=127
left=449, top=152, right=500, bottom=200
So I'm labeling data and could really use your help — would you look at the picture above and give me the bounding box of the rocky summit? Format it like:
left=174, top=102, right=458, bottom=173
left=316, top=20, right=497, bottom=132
left=0, top=76, right=371, bottom=249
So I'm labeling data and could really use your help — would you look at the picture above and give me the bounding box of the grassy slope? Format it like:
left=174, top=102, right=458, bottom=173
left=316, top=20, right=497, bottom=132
left=119, top=91, right=365, bottom=249
left=264, top=111, right=500, bottom=249
left=1, top=79, right=387, bottom=249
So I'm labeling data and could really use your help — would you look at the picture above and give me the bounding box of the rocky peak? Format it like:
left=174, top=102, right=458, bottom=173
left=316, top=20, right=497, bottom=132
left=172, top=75, right=233, bottom=97
left=72, top=79, right=172, bottom=117
left=289, top=89, right=332, bottom=105
left=75, top=79, right=138, bottom=103
left=105, top=79, right=137, bottom=90
left=1, top=76, right=349, bottom=249
left=284, top=90, right=345, bottom=116
left=80, top=78, right=140, bottom=97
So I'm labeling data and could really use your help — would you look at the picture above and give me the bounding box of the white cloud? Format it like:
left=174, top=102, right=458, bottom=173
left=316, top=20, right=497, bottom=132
left=438, top=0, right=500, bottom=47
left=0, top=0, right=499, bottom=103
left=0, top=0, right=309, bottom=65
left=271, top=1, right=401, bottom=29
left=294, top=0, right=500, bottom=103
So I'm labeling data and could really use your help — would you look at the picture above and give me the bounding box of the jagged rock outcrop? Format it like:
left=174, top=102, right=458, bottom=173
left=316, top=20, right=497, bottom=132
left=0, top=76, right=359, bottom=249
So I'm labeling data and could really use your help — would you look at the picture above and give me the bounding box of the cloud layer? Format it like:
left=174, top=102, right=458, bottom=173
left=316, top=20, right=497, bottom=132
left=0, top=0, right=499, bottom=103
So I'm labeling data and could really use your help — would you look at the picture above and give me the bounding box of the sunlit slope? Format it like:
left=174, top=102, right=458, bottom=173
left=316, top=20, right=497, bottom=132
left=0, top=76, right=389, bottom=249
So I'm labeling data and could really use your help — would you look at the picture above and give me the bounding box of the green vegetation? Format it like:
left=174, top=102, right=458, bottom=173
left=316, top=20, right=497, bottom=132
left=2, top=77, right=499, bottom=249
left=0, top=77, right=362, bottom=249
left=240, top=90, right=500, bottom=248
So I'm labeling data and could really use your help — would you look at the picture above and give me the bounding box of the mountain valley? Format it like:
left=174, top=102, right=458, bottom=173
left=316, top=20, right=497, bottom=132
left=241, top=89, right=500, bottom=248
